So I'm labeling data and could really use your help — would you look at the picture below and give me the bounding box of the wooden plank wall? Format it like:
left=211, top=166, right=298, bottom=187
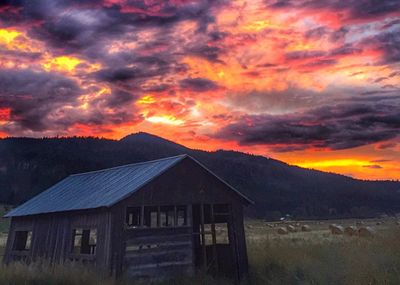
left=3, top=209, right=112, bottom=274
left=122, top=227, right=194, bottom=279
left=110, top=157, right=250, bottom=281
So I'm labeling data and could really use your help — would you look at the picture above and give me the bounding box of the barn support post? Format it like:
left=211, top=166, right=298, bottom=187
left=232, top=205, right=249, bottom=280
left=227, top=204, right=241, bottom=282
left=210, top=204, right=218, bottom=273
left=174, top=206, right=177, bottom=226
left=200, top=203, right=207, bottom=271
left=140, top=206, right=144, bottom=227
left=157, top=206, right=160, bottom=227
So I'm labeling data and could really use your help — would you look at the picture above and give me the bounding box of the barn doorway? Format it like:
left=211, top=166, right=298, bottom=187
left=192, top=204, right=237, bottom=279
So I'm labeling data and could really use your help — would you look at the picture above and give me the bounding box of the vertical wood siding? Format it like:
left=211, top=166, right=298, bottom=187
left=4, top=209, right=112, bottom=273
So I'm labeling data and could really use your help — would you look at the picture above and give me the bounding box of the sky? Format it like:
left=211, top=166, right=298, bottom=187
left=0, top=0, right=399, bottom=180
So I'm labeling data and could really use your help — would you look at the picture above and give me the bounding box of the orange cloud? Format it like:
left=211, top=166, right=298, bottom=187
left=0, top=0, right=399, bottom=180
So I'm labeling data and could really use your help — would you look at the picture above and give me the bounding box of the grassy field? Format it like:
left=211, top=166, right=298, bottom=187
left=0, top=215, right=399, bottom=284
left=246, top=218, right=400, bottom=285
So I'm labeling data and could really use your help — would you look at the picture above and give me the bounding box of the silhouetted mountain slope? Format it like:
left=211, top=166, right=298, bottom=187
left=1, top=133, right=399, bottom=219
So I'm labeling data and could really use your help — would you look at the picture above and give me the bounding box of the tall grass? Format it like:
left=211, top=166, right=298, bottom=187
left=0, top=261, right=231, bottom=285
left=247, top=228, right=400, bottom=285
left=1, top=228, right=400, bottom=284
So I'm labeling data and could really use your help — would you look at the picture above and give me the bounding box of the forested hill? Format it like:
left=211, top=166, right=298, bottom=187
left=1, top=132, right=399, bottom=219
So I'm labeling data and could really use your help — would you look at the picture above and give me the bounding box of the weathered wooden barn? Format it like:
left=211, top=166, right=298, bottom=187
left=4, top=154, right=252, bottom=281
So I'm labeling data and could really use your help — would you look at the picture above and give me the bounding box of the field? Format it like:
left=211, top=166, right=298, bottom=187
left=0, top=214, right=399, bottom=285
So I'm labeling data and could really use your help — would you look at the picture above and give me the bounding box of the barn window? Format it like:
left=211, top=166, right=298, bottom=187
left=71, top=228, right=97, bottom=255
left=144, top=206, right=158, bottom=228
left=130, top=205, right=189, bottom=228
left=13, top=230, right=32, bottom=251
left=215, top=223, right=229, bottom=244
left=160, top=206, right=175, bottom=227
left=126, top=207, right=141, bottom=227
left=177, top=206, right=187, bottom=226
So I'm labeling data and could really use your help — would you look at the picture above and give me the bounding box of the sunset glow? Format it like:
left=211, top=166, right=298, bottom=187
left=0, top=0, right=399, bottom=180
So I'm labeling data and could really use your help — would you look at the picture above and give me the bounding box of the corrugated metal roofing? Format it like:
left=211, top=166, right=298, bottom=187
left=5, top=155, right=187, bottom=217
left=5, top=154, right=252, bottom=217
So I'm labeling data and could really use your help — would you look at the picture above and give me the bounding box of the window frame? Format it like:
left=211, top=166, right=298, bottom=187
left=11, top=227, right=33, bottom=254
left=125, top=205, right=190, bottom=229
left=126, top=206, right=142, bottom=228
left=69, top=226, right=98, bottom=258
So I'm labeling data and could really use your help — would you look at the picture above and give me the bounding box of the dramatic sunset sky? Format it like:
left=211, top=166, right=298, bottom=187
left=0, top=0, right=399, bottom=180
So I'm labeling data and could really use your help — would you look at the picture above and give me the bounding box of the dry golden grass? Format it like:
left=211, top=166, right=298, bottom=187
left=0, top=218, right=400, bottom=284
left=0, top=262, right=230, bottom=285
left=247, top=219, right=400, bottom=285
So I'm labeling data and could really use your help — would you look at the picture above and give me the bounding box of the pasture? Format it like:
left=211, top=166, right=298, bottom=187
left=0, top=214, right=399, bottom=285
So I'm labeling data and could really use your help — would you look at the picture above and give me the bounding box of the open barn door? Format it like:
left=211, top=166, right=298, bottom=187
left=192, top=204, right=238, bottom=280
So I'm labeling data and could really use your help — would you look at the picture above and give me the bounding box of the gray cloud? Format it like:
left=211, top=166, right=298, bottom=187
left=0, top=69, right=140, bottom=135
left=0, top=68, right=82, bottom=132
left=180, top=78, right=219, bottom=92
left=268, top=0, right=400, bottom=22
left=215, top=95, right=400, bottom=151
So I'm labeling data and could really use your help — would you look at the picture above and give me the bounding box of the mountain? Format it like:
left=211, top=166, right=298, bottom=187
left=1, top=132, right=399, bottom=219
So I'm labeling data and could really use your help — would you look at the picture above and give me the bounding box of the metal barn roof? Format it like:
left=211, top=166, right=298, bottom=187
left=5, top=154, right=251, bottom=217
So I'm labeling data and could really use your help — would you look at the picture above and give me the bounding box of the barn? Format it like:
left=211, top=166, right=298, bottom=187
left=3, top=154, right=252, bottom=281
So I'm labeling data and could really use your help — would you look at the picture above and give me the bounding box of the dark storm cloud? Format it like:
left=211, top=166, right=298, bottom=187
left=0, top=0, right=230, bottom=136
left=215, top=99, right=400, bottom=151
left=304, top=27, right=327, bottom=40
left=180, top=78, right=219, bottom=92
left=1, top=0, right=227, bottom=88
left=1, top=0, right=226, bottom=54
left=0, top=68, right=140, bottom=135
left=92, top=54, right=187, bottom=91
left=303, top=26, right=349, bottom=43
left=362, top=28, right=400, bottom=64
left=94, top=67, right=137, bottom=83
left=189, top=45, right=224, bottom=62
left=103, top=89, right=137, bottom=109
left=330, top=45, right=362, bottom=56
left=74, top=88, right=139, bottom=126
left=267, top=0, right=400, bottom=21
left=0, top=68, right=82, bottom=132
left=329, top=27, right=349, bottom=42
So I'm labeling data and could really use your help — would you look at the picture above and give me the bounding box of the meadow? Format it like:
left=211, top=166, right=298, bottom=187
left=0, top=213, right=399, bottom=285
